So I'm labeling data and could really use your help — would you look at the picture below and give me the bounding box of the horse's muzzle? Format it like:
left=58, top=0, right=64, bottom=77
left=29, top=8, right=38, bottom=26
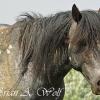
left=91, top=85, right=100, bottom=95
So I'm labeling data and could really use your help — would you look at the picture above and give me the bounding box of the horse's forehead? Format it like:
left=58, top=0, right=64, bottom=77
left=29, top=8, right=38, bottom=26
left=68, top=21, right=79, bottom=46
left=69, top=21, right=77, bottom=38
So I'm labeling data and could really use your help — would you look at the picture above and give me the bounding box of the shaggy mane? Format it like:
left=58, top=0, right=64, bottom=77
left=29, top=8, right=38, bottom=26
left=75, top=10, right=100, bottom=50
left=17, top=11, right=72, bottom=80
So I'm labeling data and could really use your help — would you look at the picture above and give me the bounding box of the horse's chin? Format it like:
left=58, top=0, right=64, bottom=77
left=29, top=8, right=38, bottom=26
left=91, top=86, right=100, bottom=95
left=92, top=90, right=100, bottom=95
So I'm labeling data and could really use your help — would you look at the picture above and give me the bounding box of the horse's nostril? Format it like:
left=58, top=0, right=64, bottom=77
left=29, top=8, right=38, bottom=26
left=97, top=80, right=100, bottom=86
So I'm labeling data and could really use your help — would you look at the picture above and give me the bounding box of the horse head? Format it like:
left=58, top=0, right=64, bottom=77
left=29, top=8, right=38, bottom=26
left=68, top=4, right=100, bottom=95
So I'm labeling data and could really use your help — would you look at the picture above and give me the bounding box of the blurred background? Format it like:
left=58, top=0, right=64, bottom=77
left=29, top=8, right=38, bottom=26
left=0, top=0, right=100, bottom=100
left=64, top=70, right=100, bottom=100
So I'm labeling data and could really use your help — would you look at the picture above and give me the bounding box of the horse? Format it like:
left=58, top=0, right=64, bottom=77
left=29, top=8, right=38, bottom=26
left=0, top=4, right=100, bottom=100
left=0, top=8, right=72, bottom=100
left=69, top=4, right=100, bottom=95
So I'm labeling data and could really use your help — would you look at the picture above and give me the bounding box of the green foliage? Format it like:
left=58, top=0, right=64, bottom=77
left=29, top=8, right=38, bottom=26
left=64, top=69, right=100, bottom=100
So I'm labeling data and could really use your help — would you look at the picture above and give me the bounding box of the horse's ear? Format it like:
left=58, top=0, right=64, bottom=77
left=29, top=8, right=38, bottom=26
left=72, top=4, right=82, bottom=23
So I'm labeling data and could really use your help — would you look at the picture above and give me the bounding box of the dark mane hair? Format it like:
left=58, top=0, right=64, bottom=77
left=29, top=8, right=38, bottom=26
left=16, top=11, right=72, bottom=81
left=14, top=10, right=100, bottom=84
left=75, top=10, right=100, bottom=50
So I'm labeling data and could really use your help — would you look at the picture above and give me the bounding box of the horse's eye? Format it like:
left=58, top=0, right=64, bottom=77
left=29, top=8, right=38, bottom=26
left=76, top=40, right=87, bottom=53
left=79, top=40, right=87, bottom=47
